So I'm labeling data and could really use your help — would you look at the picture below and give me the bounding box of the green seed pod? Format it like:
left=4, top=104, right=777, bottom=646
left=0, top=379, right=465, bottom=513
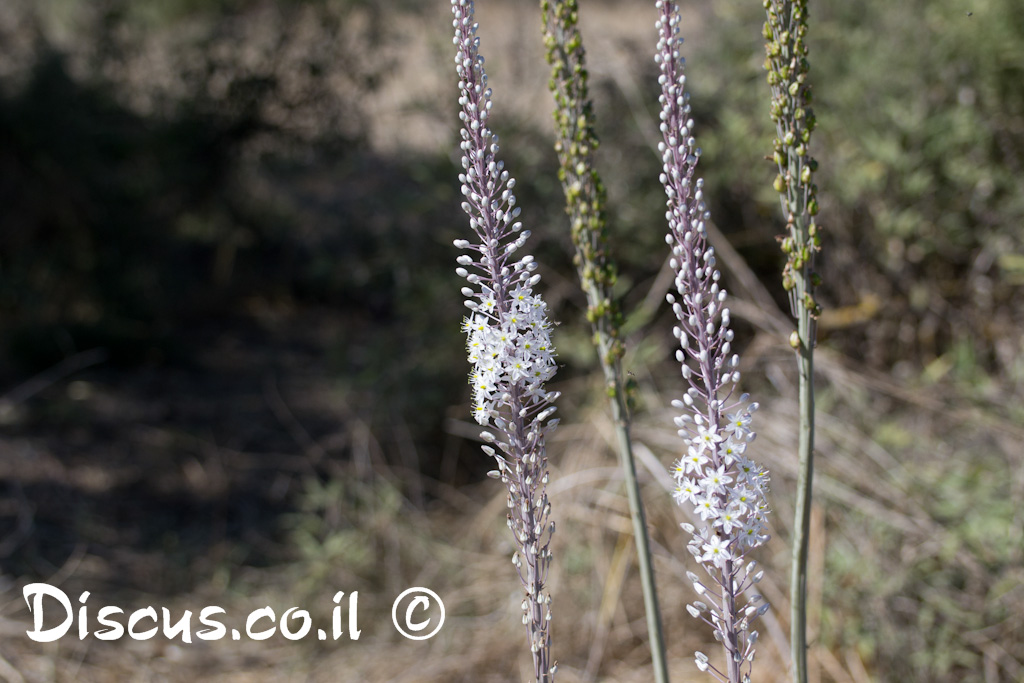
left=803, top=293, right=820, bottom=315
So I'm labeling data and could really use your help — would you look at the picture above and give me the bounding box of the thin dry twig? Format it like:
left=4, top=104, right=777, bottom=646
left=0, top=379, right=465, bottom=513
left=0, top=348, right=108, bottom=415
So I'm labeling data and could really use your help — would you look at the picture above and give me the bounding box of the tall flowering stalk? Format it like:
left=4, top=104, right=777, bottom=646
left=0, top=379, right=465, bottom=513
left=539, top=2, right=668, bottom=681
left=451, top=1, right=560, bottom=679
left=761, top=2, right=821, bottom=681
left=654, top=2, right=771, bottom=681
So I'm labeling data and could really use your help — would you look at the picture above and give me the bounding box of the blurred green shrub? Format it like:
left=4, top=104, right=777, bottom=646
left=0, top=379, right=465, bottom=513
left=680, top=0, right=1024, bottom=376
left=822, top=435, right=1024, bottom=682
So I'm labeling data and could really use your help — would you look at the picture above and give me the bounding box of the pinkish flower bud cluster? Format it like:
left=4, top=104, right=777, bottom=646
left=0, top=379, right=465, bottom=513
left=451, top=1, right=558, bottom=680
left=654, top=2, right=771, bottom=681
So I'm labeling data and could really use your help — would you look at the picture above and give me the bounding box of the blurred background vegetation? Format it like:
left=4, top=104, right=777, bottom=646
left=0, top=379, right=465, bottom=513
left=0, top=0, right=1020, bottom=681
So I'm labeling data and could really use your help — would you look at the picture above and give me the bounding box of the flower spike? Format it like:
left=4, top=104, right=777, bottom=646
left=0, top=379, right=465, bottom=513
left=451, top=1, right=558, bottom=680
left=654, top=2, right=771, bottom=681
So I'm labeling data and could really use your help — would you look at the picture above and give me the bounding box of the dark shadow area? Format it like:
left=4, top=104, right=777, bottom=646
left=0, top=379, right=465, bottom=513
left=0, top=10, right=474, bottom=594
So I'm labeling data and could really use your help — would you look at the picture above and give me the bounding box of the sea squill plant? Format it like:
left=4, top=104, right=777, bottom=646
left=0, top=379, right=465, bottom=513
left=539, top=2, right=668, bottom=680
left=761, top=1, right=821, bottom=681
left=654, top=2, right=771, bottom=680
left=451, top=1, right=560, bottom=680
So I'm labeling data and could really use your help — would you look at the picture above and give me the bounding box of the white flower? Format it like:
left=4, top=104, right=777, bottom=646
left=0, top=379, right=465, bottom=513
left=735, top=455, right=759, bottom=485
left=693, top=425, right=723, bottom=453
left=701, top=535, right=732, bottom=567
left=724, top=411, right=752, bottom=437
left=671, top=459, right=687, bottom=480
left=699, top=464, right=732, bottom=495
left=738, top=518, right=768, bottom=548
left=459, top=284, right=557, bottom=422
left=730, top=486, right=758, bottom=514
left=684, top=445, right=709, bottom=475
left=718, top=438, right=746, bottom=465
left=479, top=295, right=498, bottom=315
left=674, top=477, right=700, bottom=506
left=695, top=493, right=721, bottom=521
left=715, top=503, right=744, bottom=536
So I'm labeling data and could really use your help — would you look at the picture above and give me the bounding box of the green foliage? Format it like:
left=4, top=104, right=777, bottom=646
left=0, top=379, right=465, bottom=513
left=686, top=0, right=1024, bottom=374
left=823, top=441, right=1023, bottom=682
left=814, top=0, right=1024, bottom=258
left=281, top=475, right=401, bottom=598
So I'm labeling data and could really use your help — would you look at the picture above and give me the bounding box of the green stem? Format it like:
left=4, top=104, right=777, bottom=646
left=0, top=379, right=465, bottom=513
left=605, top=346, right=669, bottom=683
left=790, top=299, right=815, bottom=683
left=761, top=2, right=820, bottom=679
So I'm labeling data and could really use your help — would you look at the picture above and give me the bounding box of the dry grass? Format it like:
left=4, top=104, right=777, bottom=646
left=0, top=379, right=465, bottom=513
left=2, top=307, right=1020, bottom=682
